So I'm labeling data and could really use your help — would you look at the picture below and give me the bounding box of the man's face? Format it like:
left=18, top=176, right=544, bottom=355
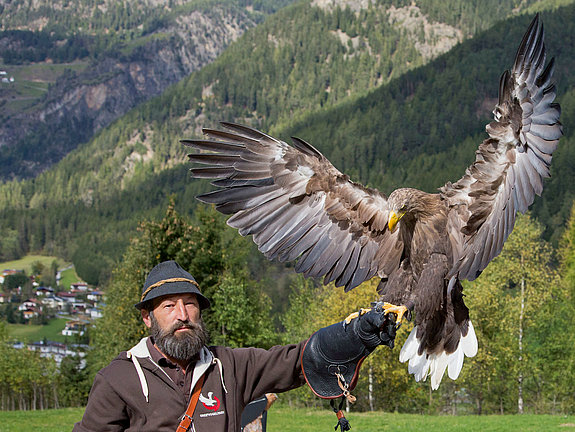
left=143, top=292, right=201, bottom=328
left=141, top=293, right=208, bottom=363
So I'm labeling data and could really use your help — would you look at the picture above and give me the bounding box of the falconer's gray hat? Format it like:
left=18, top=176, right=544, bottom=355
left=134, top=260, right=211, bottom=310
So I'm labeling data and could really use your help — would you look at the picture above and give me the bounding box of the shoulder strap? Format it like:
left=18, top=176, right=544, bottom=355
left=176, top=374, right=205, bottom=432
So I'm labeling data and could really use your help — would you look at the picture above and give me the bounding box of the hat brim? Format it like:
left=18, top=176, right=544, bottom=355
left=134, top=280, right=211, bottom=310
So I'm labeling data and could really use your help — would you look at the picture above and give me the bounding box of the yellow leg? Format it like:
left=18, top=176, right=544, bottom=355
left=343, top=308, right=372, bottom=325
left=383, top=302, right=408, bottom=325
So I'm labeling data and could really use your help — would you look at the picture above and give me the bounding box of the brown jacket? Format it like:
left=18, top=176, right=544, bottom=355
left=73, top=337, right=306, bottom=431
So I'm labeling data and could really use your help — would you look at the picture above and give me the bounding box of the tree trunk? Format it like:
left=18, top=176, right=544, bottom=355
left=476, top=392, right=482, bottom=415
left=53, top=384, right=59, bottom=409
left=518, top=273, right=525, bottom=414
left=368, top=364, right=374, bottom=412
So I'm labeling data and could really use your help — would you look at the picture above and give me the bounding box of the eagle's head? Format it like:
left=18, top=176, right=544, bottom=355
left=387, top=188, right=435, bottom=232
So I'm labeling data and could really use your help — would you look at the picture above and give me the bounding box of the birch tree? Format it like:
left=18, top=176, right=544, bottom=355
left=461, top=213, right=559, bottom=414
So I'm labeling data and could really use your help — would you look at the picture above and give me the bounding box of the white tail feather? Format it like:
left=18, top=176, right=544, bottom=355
left=461, top=321, right=478, bottom=357
left=447, top=346, right=464, bottom=380
left=399, top=322, right=478, bottom=390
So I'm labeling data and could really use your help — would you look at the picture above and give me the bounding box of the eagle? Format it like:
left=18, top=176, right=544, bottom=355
left=183, top=14, right=562, bottom=390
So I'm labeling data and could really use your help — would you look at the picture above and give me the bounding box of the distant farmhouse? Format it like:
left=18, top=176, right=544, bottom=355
left=0, top=269, right=24, bottom=284
left=18, top=298, right=42, bottom=320
left=18, top=340, right=88, bottom=367
left=0, top=70, right=15, bottom=84
left=62, top=320, right=86, bottom=337
left=70, top=282, right=88, bottom=291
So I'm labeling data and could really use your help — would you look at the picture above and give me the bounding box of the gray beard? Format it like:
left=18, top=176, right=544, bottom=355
left=149, top=312, right=209, bottom=363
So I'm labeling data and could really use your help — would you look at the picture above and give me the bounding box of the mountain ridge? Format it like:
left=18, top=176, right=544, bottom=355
left=1, top=0, right=573, bottom=283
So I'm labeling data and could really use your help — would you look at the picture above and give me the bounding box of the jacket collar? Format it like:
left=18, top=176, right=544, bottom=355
left=126, top=337, right=215, bottom=401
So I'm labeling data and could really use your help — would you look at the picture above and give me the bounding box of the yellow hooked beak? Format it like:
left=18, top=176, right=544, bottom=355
left=388, top=210, right=405, bottom=232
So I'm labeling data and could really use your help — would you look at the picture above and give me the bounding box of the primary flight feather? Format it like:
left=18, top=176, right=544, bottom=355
left=183, top=14, right=562, bottom=389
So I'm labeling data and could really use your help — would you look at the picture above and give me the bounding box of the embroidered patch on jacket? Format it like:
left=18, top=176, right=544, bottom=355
left=199, top=391, right=221, bottom=411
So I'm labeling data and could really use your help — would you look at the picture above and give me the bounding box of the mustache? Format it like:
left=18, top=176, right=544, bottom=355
left=169, top=321, right=201, bottom=334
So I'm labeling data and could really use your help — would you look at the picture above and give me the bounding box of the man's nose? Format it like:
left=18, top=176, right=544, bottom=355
left=174, top=300, right=189, bottom=321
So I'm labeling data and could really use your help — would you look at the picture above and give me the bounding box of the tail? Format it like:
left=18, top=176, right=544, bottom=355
left=398, top=321, right=478, bottom=390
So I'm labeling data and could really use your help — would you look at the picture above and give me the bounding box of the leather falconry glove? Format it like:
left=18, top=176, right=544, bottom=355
left=301, top=302, right=397, bottom=400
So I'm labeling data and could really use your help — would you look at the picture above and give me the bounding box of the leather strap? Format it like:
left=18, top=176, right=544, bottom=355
left=176, top=374, right=205, bottom=432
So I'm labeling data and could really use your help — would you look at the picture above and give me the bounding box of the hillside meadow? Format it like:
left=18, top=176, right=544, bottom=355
left=0, top=256, right=63, bottom=274
left=0, top=255, right=82, bottom=290
left=0, top=407, right=573, bottom=431
left=6, top=317, right=68, bottom=343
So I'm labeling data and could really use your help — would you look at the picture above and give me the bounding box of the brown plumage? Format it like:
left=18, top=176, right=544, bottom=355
left=183, top=14, right=562, bottom=389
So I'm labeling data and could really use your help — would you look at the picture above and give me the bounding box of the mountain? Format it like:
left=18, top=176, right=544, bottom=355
left=0, top=0, right=573, bottom=284
left=0, top=0, right=293, bottom=180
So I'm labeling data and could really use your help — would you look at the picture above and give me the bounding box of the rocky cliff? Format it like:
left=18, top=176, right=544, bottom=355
left=0, top=5, right=256, bottom=179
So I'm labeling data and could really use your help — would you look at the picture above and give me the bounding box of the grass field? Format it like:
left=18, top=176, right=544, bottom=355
left=0, top=407, right=573, bottom=431
left=0, top=255, right=63, bottom=274
left=6, top=318, right=68, bottom=343
left=0, top=61, right=88, bottom=115
left=59, top=267, right=81, bottom=290
left=0, top=255, right=82, bottom=289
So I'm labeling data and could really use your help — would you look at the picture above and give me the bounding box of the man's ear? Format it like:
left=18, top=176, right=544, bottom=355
left=141, top=309, right=152, bottom=329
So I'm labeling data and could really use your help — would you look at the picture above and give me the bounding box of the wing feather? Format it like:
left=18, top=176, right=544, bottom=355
left=441, top=14, right=562, bottom=280
left=186, top=124, right=401, bottom=290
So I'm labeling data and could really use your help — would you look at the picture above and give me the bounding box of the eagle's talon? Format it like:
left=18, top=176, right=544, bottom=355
left=343, top=308, right=372, bottom=325
left=382, top=302, right=408, bottom=326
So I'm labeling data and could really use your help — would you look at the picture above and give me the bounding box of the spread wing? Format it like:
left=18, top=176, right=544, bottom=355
left=183, top=123, right=403, bottom=290
left=441, top=14, right=562, bottom=281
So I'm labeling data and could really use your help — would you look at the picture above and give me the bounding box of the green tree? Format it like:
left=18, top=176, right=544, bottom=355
left=3, top=272, right=31, bottom=293
left=59, top=355, right=91, bottom=407
left=0, top=228, right=23, bottom=261
left=210, top=271, right=276, bottom=348
left=546, top=204, right=575, bottom=413
left=91, top=199, right=267, bottom=372
left=280, top=275, right=322, bottom=344
left=461, top=213, right=560, bottom=414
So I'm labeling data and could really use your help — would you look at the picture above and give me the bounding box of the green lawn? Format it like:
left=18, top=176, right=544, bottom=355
left=0, top=407, right=573, bottom=431
left=0, top=407, right=83, bottom=432
left=269, top=409, right=575, bottom=431
left=6, top=318, right=68, bottom=343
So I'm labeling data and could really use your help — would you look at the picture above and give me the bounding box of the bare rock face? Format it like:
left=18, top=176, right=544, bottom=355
left=311, top=1, right=463, bottom=61
left=0, top=5, right=255, bottom=179
left=387, top=4, right=463, bottom=61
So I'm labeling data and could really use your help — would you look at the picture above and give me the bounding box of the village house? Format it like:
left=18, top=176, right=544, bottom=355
left=25, top=340, right=88, bottom=367
left=62, top=320, right=86, bottom=337
left=18, top=298, right=42, bottom=320
left=0, top=268, right=24, bottom=284
left=70, top=282, right=88, bottom=291
left=86, top=290, right=104, bottom=302
left=40, top=295, right=65, bottom=310
left=35, top=286, right=54, bottom=296
left=86, top=306, right=103, bottom=319
left=57, top=291, right=78, bottom=303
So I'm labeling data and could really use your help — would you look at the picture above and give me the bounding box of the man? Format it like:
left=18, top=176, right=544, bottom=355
left=74, top=260, right=396, bottom=431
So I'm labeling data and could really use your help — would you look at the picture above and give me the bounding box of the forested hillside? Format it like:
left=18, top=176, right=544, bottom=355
left=0, top=0, right=293, bottom=179
left=0, top=0, right=552, bottom=181
left=2, top=0, right=570, bottom=285
left=2, top=0, right=575, bottom=415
